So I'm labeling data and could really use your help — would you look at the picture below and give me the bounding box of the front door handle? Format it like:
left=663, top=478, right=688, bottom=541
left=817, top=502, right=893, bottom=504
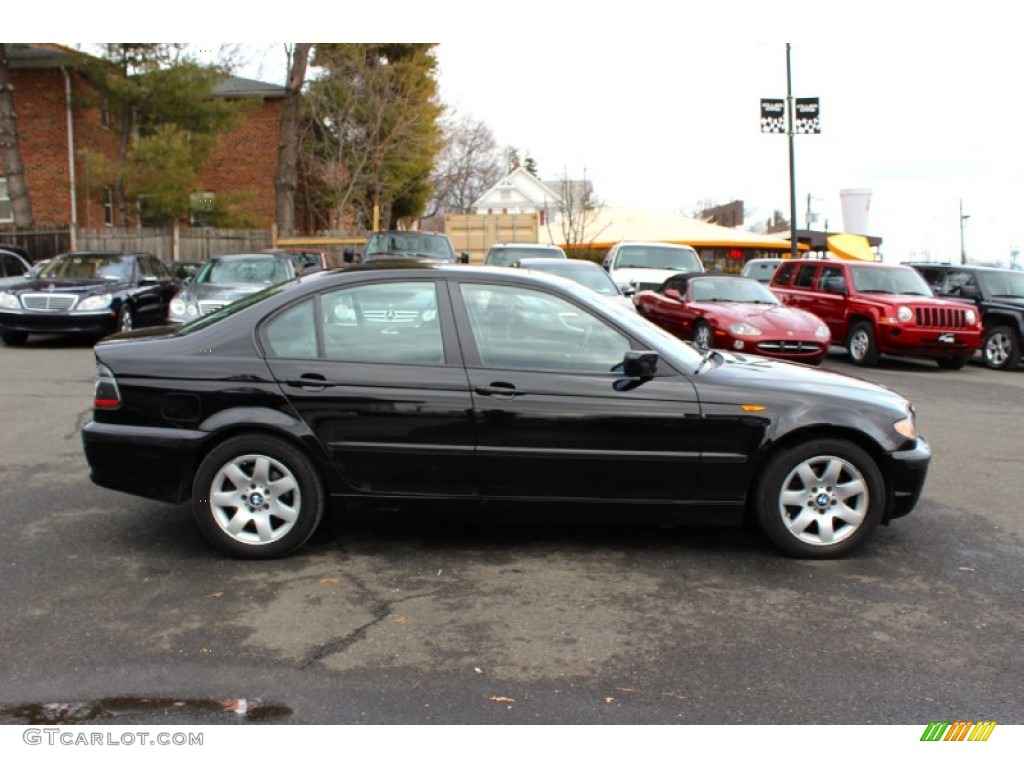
left=286, top=373, right=332, bottom=390
left=475, top=382, right=524, bottom=398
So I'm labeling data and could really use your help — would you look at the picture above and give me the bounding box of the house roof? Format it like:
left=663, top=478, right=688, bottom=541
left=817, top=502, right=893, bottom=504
left=473, top=167, right=563, bottom=209
left=5, top=43, right=81, bottom=69
left=538, top=207, right=803, bottom=251
left=212, top=75, right=286, bottom=99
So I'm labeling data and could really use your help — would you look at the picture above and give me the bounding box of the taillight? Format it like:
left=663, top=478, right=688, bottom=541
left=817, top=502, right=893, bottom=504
left=94, top=362, right=122, bottom=409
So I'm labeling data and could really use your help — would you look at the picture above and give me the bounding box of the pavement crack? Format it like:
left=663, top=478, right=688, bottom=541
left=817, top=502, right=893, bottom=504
left=65, top=407, right=92, bottom=441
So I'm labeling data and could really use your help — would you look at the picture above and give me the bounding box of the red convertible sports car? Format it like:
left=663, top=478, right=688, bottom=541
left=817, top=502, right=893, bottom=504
left=635, top=271, right=832, bottom=365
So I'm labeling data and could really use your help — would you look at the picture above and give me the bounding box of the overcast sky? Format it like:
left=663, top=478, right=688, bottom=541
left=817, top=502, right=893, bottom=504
left=55, top=2, right=1024, bottom=265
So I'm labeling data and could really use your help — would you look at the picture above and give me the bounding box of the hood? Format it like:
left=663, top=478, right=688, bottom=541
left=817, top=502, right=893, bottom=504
left=184, top=282, right=265, bottom=303
left=612, top=267, right=686, bottom=287
left=3, top=277, right=131, bottom=296
left=693, top=302, right=826, bottom=336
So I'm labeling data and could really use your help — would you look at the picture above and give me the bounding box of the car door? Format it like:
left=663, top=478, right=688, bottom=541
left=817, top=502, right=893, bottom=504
left=260, top=278, right=476, bottom=496
left=639, top=274, right=692, bottom=338
left=132, top=255, right=169, bottom=326
left=452, top=279, right=701, bottom=501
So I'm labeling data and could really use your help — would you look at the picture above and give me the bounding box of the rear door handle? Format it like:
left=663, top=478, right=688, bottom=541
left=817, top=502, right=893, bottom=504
left=475, top=382, right=524, bottom=398
left=286, top=373, right=332, bottom=390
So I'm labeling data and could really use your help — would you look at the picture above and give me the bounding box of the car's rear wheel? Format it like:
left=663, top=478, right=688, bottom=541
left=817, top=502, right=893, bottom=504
left=191, top=434, right=324, bottom=559
left=693, top=320, right=713, bottom=350
left=982, top=325, right=1020, bottom=370
left=846, top=321, right=880, bottom=366
left=754, top=438, right=885, bottom=558
left=1, top=332, right=28, bottom=346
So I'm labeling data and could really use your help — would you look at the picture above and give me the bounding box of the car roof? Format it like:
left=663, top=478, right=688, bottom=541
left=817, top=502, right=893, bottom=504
left=208, top=253, right=291, bottom=262
left=488, top=243, right=563, bottom=250
left=515, top=257, right=595, bottom=268
left=669, top=270, right=751, bottom=288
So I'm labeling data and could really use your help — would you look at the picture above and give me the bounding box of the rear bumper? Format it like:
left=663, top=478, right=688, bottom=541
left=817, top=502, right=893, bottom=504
left=82, top=421, right=205, bottom=503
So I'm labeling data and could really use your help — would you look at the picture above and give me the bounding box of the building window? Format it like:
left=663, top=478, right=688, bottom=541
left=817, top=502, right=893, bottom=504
left=0, top=179, right=12, bottom=222
left=190, top=191, right=216, bottom=228
left=102, top=186, right=114, bottom=226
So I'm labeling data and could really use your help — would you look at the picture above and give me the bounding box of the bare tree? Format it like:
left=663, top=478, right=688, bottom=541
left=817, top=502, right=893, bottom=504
left=275, top=43, right=311, bottom=235
left=426, top=111, right=504, bottom=218
left=546, top=168, right=607, bottom=250
left=0, top=44, right=35, bottom=228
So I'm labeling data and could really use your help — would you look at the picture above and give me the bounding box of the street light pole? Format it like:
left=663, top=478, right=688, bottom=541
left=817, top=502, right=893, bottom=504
left=786, top=44, right=798, bottom=260
left=959, top=198, right=970, bottom=265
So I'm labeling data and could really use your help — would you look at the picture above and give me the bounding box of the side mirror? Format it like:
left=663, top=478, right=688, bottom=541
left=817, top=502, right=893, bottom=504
left=663, top=288, right=682, bottom=301
left=343, top=249, right=360, bottom=264
left=621, top=285, right=636, bottom=297
left=460, top=252, right=470, bottom=264
left=622, top=350, right=659, bottom=380
left=958, top=284, right=980, bottom=299
left=183, top=276, right=194, bottom=285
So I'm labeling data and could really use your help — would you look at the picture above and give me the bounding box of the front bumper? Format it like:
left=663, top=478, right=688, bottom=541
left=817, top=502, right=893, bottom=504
left=0, top=309, right=118, bottom=336
left=884, top=437, right=931, bottom=520
left=877, top=326, right=982, bottom=358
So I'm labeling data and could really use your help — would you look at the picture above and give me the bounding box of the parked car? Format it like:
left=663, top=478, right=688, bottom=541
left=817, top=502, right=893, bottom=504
left=635, top=271, right=831, bottom=364
left=602, top=241, right=704, bottom=294
left=907, top=262, right=1024, bottom=370
left=484, top=242, right=567, bottom=266
left=346, top=231, right=469, bottom=264
left=740, top=257, right=787, bottom=284
left=168, top=253, right=299, bottom=323
left=769, top=259, right=982, bottom=368
left=265, top=248, right=332, bottom=274
left=163, top=260, right=206, bottom=283
left=0, top=248, right=33, bottom=287
left=0, top=251, right=178, bottom=345
left=512, top=256, right=636, bottom=312
left=82, top=263, right=930, bottom=561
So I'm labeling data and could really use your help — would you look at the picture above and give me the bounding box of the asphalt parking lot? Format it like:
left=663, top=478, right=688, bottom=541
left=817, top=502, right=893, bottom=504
left=0, top=337, right=1021, bottom=726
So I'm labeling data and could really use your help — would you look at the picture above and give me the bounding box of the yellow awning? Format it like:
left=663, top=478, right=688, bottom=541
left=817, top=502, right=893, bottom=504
left=827, top=233, right=876, bottom=261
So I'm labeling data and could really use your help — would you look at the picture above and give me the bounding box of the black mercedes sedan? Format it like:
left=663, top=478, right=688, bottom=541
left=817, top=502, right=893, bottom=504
left=82, top=263, right=931, bottom=560
left=0, top=251, right=179, bottom=346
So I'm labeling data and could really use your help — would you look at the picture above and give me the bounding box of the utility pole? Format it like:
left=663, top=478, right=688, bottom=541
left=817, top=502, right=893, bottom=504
left=959, top=198, right=970, bottom=265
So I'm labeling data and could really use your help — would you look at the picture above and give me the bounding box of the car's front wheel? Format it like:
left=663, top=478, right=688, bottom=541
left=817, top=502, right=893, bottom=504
left=754, top=438, right=885, bottom=558
left=192, top=434, right=324, bottom=559
left=693, top=320, right=713, bottom=350
left=846, top=321, right=880, bottom=366
left=982, top=325, right=1020, bottom=370
left=117, top=305, right=134, bottom=333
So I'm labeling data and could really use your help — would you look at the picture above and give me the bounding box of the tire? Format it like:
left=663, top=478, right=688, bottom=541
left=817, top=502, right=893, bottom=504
left=693, top=320, right=713, bottom=350
left=846, top=321, right=880, bottom=366
left=1, top=332, right=28, bottom=346
left=936, top=355, right=971, bottom=370
left=754, top=438, right=885, bottom=558
left=117, top=305, right=134, bottom=333
left=191, top=434, right=324, bottom=559
left=982, top=325, right=1021, bottom=370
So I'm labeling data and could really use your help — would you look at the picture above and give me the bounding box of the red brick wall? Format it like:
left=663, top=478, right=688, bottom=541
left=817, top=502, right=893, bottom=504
left=2, top=68, right=119, bottom=229
left=196, top=98, right=282, bottom=228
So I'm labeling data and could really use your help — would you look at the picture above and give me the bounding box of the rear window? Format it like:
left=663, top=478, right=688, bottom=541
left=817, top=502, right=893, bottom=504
left=773, top=262, right=796, bottom=285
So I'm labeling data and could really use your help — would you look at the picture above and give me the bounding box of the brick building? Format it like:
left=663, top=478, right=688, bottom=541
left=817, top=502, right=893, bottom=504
left=1, top=44, right=284, bottom=232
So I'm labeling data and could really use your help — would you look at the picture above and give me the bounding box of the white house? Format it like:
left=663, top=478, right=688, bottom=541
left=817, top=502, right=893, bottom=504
left=472, top=167, right=563, bottom=225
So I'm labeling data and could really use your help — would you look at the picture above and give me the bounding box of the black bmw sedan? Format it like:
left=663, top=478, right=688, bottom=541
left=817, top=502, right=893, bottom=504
left=0, top=251, right=179, bottom=346
left=82, top=263, right=931, bottom=560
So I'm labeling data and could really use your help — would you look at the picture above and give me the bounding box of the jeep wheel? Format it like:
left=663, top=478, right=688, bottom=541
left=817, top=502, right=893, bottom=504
left=846, top=321, right=880, bottom=366
left=982, top=325, right=1021, bottom=370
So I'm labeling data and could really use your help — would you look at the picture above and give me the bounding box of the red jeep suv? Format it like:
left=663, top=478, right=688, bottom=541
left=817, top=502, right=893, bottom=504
left=770, top=259, right=982, bottom=368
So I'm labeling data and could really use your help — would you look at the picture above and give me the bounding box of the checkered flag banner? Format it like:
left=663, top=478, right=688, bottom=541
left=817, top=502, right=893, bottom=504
left=760, top=99, right=785, bottom=133
left=795, top=98, right=821, bottom=134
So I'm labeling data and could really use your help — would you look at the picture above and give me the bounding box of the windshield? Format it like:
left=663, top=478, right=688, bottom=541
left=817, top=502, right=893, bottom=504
left=39, top=254, right=133, bottom=282
left=689, top=277, right=780, bottom=304
left=197, top=258, right=292, bottom=286
left=366, top=233, right=455, bottom=261
left=526, top=262, right=618, bottom=295
left=616, top=245, right=701, bottom=271
left=850, top=266, right=932, bottom=296
left=978, top=270, right=1024, bottom=298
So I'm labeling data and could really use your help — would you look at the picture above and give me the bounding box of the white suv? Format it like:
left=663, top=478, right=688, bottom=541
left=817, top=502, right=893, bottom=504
left=602, top=241, right=703, bottom=294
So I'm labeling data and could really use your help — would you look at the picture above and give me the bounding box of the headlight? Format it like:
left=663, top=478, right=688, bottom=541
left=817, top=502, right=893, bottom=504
left=894, top=415, right=917, bottom=440
left=170, top=298, right=198, bottom=318
left=897, top=306, right=913, bottom=322
left=814, top=324, right=830, bottom=339
left=729, top=322, right=762, bottom=336
left=76, top=294, right=112, bottom=311
left=0, top=292, right=19, bottom=310
left=965, top=309, right=977, bottom=325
